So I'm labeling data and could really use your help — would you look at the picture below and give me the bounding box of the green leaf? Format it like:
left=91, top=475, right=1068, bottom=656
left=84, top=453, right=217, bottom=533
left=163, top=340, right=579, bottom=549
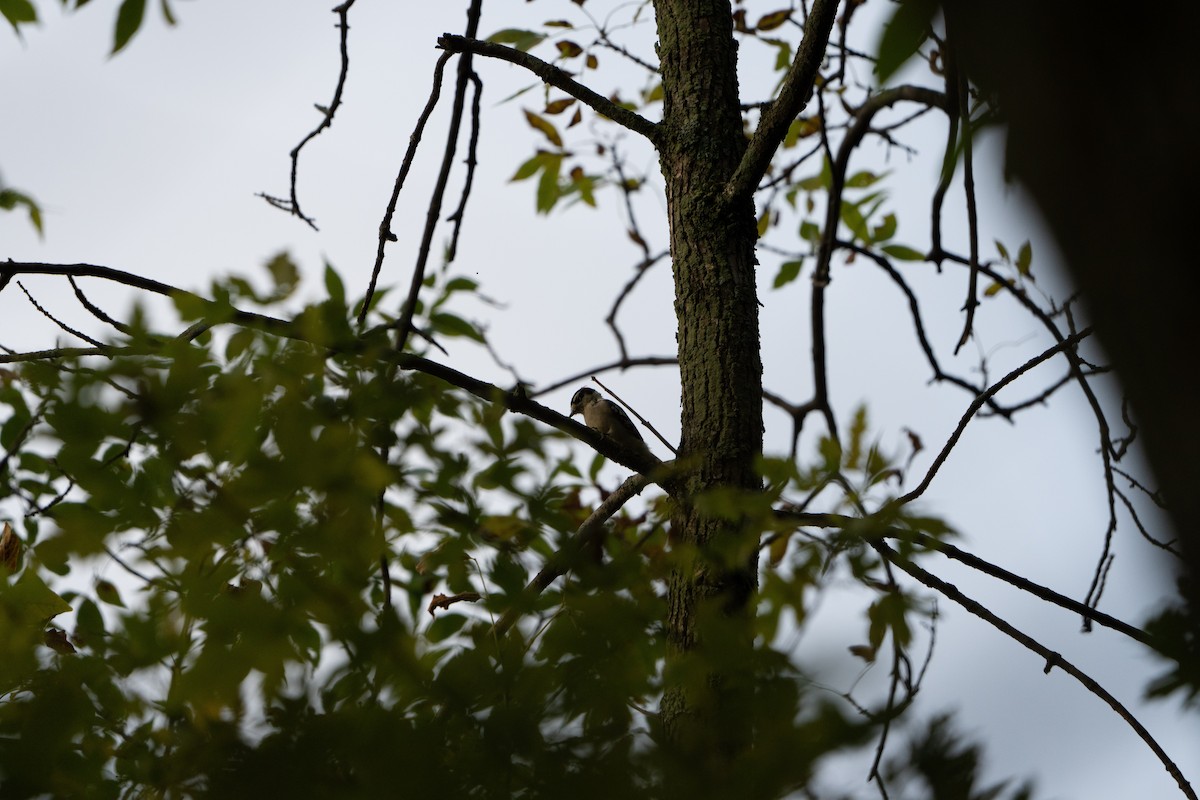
left=872, top=212, right=897, bottom=242
left=486, top=28, right=545, bottom=53
left=846, top=406, right=868, bottom=471
left=799, top=220, right=821, bottom=244
left=881, top=244, right=925, bottom=261
left=783, top=117, right=820, bottom=148
left=874, top=0, right=938, bottom=84
left=772, top=259, right=803, bottom=289
left=1016, top=240, right=1033, bottom=277
left=324, top=262, right=346, bottom=306
left=264, top=251, right=300, bottom=300
left=2, top=569, right=73, bottom=626
left=756, top=9, right=791, bottom=31
left=111, top=0, right=147, bottom=54
left=535, top=153, right=563, bottom=213
left=95, top=578, right=126, bottom=608
left=840, top=200, right=870, bottom=242
left=431, top=312, right=483, bottom=342
left=845, top=170, right=886, bottom=189
left=0, top=0, right=37, bottom=33
left=524, top=109, right=563, bottom=148
left=0, top=188, right=44, bottom=235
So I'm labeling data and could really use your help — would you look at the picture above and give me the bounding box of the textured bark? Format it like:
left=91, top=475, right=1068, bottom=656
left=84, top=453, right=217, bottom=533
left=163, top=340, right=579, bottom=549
left=652, top=0, right=765, bottom=777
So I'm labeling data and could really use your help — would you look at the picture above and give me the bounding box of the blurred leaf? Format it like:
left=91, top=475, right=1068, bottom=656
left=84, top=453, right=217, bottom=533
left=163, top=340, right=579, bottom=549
left=544, top=97, right=575, bottom=115
left=524, top=109, right=563, bottom=147
left=840, top=200, right=870, bottom=242
left=0, top=522, right=20, bottom=573
left=0, top=0, right=36, bottom=33
left=555, top=40, right=582, bottom=58
left=881, top=244, right=925, bottom=261
left=0, top=187, right=43, bottom=235
left=756, top=9, right=791, bottom=31
left=1016, top=240, right=1033, bottom=277
left=95, top=579, right=126, bottom=608
left=535, top=153, right=563, bottom=213
left=111, top=0, right=147, bottom=54
left=772, top=259, right=803, bottom=289
left=487, top=28, right=545, bottom=52
left=874, top=0, right=938, bottom=84
left=2, top=568, right=73, bottom=625
left=43, top=627, right=76, bottom=654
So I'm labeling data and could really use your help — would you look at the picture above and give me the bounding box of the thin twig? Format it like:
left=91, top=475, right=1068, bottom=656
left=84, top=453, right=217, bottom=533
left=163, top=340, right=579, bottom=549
left=436, top=34, right=658, bottom=142
left=492, top=473, right=651, bottom=637
left=876, top=541, right=1197, bottom=800
left=893, top=328, right=1092, bottom=506
left=258, top=0, right=358, bottom=230
left=16, top=281, right=104, bottom=346
left=359, top=50, right=453, bottom=329
left=726, top=0, right=840, bottom=200
left=591, top=375, right=677, bottom=455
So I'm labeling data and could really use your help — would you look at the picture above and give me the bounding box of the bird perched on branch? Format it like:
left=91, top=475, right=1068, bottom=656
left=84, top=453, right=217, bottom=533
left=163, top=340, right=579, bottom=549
left=569, top=387, right=656, bottom=462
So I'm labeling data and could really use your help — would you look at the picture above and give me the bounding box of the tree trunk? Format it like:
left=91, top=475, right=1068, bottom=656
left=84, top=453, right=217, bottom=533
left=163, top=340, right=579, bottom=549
left=653, top=0, right=765, bottom=779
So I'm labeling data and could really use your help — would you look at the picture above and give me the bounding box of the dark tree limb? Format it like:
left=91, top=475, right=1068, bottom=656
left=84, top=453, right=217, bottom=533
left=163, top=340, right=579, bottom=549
left=359, top=50, right=453, bottom=329
left=893, top=327, right=1092, bottom=506
left=393, top=2, right=484, bottom=355
left=258, top=0, right=358, bottom=230
left=876, top=540, right=1197, bottom=800
left=436, top=34, right=659, bottom=142
left=492, top=473, right=652, bottom=637
left=725, top=0, right=840, bottom=201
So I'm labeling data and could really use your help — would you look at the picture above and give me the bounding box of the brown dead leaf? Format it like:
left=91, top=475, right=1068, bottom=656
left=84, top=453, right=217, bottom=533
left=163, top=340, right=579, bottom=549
left=44, top=627, right=77, bottom=655
left=0, top=522, right=20, bottom=573
left=427, top=592, right=482, bottom=617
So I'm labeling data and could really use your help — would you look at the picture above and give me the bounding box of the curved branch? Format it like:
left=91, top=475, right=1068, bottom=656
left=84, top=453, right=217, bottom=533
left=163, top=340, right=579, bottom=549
left=875, top=540, right=1197, bottom=800
left=359, top=50, right=454, bottom=328
left=257, top=0, right=358, bottom=230
left=68, top=276, right=132, bottom=335
left=436, top=34, right=659, bottom=142
left=395, top=4, right=484, bottom=354
left=492, top=473, right=652, bottom=637
left=725, top=0, right=840, bottom=200
left=393, top=353, right=665, bottom=478
left=776, top=510, right=1148, bottom=645
left=1, top=261, right=297, bottom=341
left=532, top=356, right=677, bottom=398
left=894, top=327, right=1092, bottom=506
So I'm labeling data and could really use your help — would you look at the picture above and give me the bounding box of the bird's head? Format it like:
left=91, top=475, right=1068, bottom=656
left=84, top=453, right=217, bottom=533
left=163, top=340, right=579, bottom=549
left=569, top=387, right=600, bottom=417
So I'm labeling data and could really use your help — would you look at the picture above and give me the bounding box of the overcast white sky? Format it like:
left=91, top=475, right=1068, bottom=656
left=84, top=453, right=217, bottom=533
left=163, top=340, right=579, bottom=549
left=2, top=2, right=1197, bottom=798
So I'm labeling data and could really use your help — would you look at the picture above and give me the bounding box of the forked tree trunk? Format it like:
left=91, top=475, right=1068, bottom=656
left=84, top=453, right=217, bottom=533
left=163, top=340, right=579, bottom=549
left=653, top=0, right=766, bottom=777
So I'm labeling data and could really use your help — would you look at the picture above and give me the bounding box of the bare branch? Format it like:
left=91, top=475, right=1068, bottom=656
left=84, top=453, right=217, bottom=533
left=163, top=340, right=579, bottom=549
left=68, top=276, right=132, bottom=335
left=16, top=281, right=104, bottom=347
left=394, top=5, right=484, bottom=354
left=445, top=69, right=484, bottom=264
left=893, top=328, right=1093, bottom=506
left=725, top=0, right=840, bottom=201
left=775, top=509, right=1152, bottom=645
left=436, top=34, right=659, bottom=142
left=492, top=473, right=652, bottom=637
left=533, top=356, right=677, bottom=398
left=876, top=541, right=1197, bottom=800
left=2, top=262, right=298, bottom=343
left=258, top=0, right=358, bottom=230
left=359, top=50, right=453, bottom=329
left=394, top=353, right=666, bottom=479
